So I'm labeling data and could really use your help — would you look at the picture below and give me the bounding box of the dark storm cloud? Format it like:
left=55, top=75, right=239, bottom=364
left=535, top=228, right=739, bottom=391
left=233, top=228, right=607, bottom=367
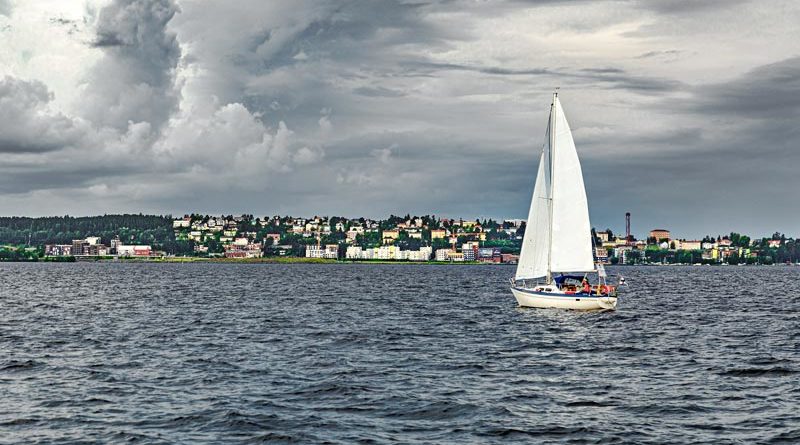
left=400, top=61, right=682, bottom=93
left=637, top=0, right=751, bottom=14
left=688, top=57, right=800, bottom=119
left=579, top=56, right=800, bottom=237
left=81, top=0, right=181, bottom=131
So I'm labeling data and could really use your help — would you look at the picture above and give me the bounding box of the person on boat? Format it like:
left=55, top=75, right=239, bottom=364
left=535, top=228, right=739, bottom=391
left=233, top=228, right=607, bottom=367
left=581, top=277, right=591, bottom=294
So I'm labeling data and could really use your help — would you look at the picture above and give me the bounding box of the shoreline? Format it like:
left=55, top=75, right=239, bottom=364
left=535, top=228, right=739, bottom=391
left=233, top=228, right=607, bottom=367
left=3, top=256, right=798, bottom=266
left=36, top=256, right=507, bottom=265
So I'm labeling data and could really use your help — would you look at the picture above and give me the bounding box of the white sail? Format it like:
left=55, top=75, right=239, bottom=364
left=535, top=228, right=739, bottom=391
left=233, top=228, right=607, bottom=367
left=515, top=127, right=551, bottom=280
left=549, top=96, right=595, bottom=273
left=515, top=94, right=595, bottom=280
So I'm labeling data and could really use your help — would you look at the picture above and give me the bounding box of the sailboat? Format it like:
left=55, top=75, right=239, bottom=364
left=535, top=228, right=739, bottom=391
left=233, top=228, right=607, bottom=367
left=511, top=92, right=618, bottom=311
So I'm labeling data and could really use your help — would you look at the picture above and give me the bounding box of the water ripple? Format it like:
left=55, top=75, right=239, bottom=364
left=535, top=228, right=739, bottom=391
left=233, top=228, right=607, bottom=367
left=0, top=263, right=798, bottom=444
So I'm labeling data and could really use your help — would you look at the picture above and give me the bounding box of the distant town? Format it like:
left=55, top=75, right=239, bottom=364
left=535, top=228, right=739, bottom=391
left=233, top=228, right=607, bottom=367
left=0, top=213, right=798, bottom=265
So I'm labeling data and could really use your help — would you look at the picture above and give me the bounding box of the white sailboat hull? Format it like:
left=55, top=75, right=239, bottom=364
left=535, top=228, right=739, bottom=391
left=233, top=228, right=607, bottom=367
left=511, top=286, right=618, bottom=311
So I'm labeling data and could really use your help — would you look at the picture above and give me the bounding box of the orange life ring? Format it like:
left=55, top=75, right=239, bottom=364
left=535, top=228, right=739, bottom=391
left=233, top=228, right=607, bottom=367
left=600, top=285, right=610, bottom=294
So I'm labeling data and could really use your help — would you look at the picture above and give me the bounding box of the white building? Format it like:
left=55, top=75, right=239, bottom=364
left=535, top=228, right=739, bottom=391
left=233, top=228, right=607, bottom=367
left=346, top=246, right=432, bottom=261
left=407, top=246, right=433, bottom=261
left=117, top=245, right=152, bottom=256
left=435, top=249, right=453, bottom=261
left=306, top=244, right=339, bottom=259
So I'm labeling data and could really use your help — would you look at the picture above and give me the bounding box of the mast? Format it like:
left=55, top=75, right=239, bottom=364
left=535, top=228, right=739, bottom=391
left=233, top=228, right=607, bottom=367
left=546, top=91, right=557, bottom=284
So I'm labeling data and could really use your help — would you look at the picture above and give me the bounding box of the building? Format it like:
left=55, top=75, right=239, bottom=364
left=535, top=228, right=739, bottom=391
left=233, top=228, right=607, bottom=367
left=44, top=244, right=73, bottom=256
left=430, top=229, right=447, bottom=239
left=595, top=247, right=609, bottom=263
left=614, top=246, right=634, bottom=264
left=110, top=236, right=121, bottom=254
left=435, top=249, right=453, bottom=261
left=462, top=242, right=479, bottom=261
left=306, top=244, right=339, bottom=259
left=448, top=252, right=465, bottom=262
left=382, top=230, right=400, bottom=243
left=346, top=227, right=364, bottom=242
left=71, top=239, right=88, bottom=256
left=501, top=253, right=519, bottom=264
left=649, top=229, right=670, bottom=241
left=406, top=247, right=433, bottom=261
left=117, top=245, right=152, bottom=256
left=596, top=231, right=610, bottom=242
left=478, top=247, right=502, bottom=263
left=265, top=234, right=281, bottom=245
left=224, top=243, right=263, bottom=258
left=677, top=240, right=702, bottom=250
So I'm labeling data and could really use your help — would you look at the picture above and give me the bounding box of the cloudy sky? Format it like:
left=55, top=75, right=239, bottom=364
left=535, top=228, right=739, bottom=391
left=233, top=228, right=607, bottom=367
left=0, top=0, right=798, bottom=238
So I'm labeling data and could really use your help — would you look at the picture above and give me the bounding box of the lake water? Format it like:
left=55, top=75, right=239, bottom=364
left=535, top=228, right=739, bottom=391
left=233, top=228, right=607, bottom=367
left=1, top=263, right=798, bottom=444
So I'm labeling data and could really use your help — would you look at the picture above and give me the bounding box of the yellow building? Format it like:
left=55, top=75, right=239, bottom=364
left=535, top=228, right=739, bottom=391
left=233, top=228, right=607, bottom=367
left=382, top=229, right=399, bottom=243
left=431, top=229, right=447, bottom=239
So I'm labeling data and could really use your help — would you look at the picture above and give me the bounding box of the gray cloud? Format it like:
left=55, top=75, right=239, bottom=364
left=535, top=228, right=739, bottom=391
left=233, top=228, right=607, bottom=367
left=1, top=0, right=799, bottom=238
left=637, top=0, right=751, bottom=15
left=81, top=0, right=181, bottom=132
left=0, top=76, right=86, bottom=154
left=689, top=57, right=800, bottom=119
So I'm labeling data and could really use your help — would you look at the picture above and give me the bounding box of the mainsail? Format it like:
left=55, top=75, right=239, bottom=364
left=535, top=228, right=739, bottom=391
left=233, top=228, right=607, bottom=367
left=515, top=94, right=595, bottom=280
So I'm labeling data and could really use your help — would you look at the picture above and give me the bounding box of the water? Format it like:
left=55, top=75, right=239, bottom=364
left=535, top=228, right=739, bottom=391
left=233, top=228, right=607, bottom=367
left=1, top=263, right=798, bottom=444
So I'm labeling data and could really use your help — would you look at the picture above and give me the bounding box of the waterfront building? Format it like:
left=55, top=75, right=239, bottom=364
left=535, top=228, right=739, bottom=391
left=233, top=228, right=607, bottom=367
left=306, top=244, right=339, bottom=259
left=345, top=246, right=364, bottom=259
left=44, top=244, right=73, bottom=256
left=406, top=247, right=433, bottom=261
left=435, top=249, right=453, bottom=261
left=595, top=247, right=609, bottom=263
left=449, top=252, right=465, bottom=262
left=501, top=253, right=519, bottom=264
left=462, top=242, right=479, bottom=261
left=478, top=247, right=502, bottom=263
left=117, top=245, right=152, bottom=256
left=71, top=239, right=87, bottom=256
left=614, top=246, right=633, bottom=264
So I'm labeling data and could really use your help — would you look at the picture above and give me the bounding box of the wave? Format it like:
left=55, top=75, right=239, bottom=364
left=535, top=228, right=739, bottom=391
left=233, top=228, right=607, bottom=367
left=719, top=367, right=798, bottom=377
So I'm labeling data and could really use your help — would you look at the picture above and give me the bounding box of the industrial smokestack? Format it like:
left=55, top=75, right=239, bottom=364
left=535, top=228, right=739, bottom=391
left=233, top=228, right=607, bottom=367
left=625, top=212, right=631, bottom=240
